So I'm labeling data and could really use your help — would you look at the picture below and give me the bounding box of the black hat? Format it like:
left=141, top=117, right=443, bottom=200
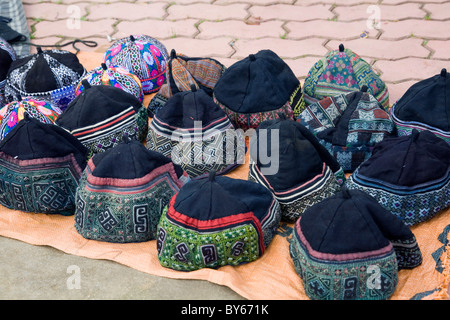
left=213, top=49, right=304, bottom=130
left=248, top=114, right=345, bottom=222
left=55, top=81, right=148, bottom=157
left=0, top=114, right=88, bottom=215
left=146, top=85, right=245, bottom=178
left=4, top=47, right=86, bottom=110
left=289, top=188, right=422, bottom=300
left=390, top=68, right=450, bottom=143
left=75, top=136, right=189, bottom=243
left=0, top=36, right=16, bottom=105
left=157, top=170, right=282, bottom=271
left=346, top=129, right=450, bottom=226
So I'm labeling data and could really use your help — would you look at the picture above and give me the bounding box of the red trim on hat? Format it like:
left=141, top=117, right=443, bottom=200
left=73, top=110, right=135, bottom=137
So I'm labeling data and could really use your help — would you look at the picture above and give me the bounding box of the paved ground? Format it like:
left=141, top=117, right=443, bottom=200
left=1, top=0, right=449, bottom=300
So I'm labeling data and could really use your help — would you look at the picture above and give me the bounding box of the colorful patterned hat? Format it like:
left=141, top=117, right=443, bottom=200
left=4, top=47, right=86, bottom=110
left=0, top=37, right=17, bottom=106
left=55, top=81, right=148, bottom=158
left=76, top=63, right=144, bottom=103
left=297, top=87, right=395, bottom=172
left=146, top=85, right=245, bottom=178
left=103, top=35, right=169, bottom=94
left=148, top=49, right=226, bottom=117
left=248, top=114, right=345, bottom=222
left=390, top=68, right=450, bottom=143
left=213, top=49, right=304, bottom=130
left=0, top=114, right=89, bottom=215
left=345, top=129, right=450, bottom=226
left=75, top=136, right=189, bottom=243
left=289, top=188, right=422, bottom=300
left=157, top=171, right=282, bottom=271
left=0, top=97, right=62, bottom=140
left=302, top=44, right=389, bottom=111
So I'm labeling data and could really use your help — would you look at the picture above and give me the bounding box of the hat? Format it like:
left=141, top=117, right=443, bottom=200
left=0, top=97, right=62, bottom=140
left=248, top=114, right=345, bottom=222
left=213, top=49, right=304, bottom=130
left=0, top=114, right=89, bottom=215
left=146, top=85, right=245, bottom=178
left=390, top=68, right=450, bottom=143
left=345, top=129, right=450, bottom=226
left=148, top=49, right=226, bottom=117
left=4, top=47, right=86, bottom=110
left=289, top=188, right=422, bottom=300
left=157, top=170, right=282, bottom=271
left=0, top=37, right=17, bottom=105
left=303, top=44, right=389, bottom=110
left=76, top=63, right=144, bottom=103
left=55, top=81, right=148, bottom=158
left=297, top=87, right=395, bottom=172
left=75, top=136, right=189, bottom=243
left=103, top=35, right=169, bottom=94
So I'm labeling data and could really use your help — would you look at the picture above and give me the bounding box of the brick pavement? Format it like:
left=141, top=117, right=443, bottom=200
left=23, top=0, right=450, bottom=104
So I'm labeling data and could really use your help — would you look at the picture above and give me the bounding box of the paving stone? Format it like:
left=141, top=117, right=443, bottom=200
left=380, top=20, right=450, bottom=40
left=374, top=58, right=447, bottom=83
left=334, top=3, right=425, bottom=21
left=232, top=38, right=327, bottom=59
left=382, top=0, right=448, bottom=4
left=33, top=19, right=115, bottom=39
left=215, top=0, right=292, bottom=4
left=87, top=2, right=167, bottom=20
left=161, top=37, right=234, bottom=58
left=115, top=19, right=199, bottom=40
left=249, top=4, right=333, bottom=22
left=326, top=38, right=430, bottom=60
left=386, top=80, right=417, bottom=104
left=284, top=56, right=323, bottom=79
left=423, top=3, right=450, bottom=20
left=286, top=20, right=378, bottom=40
left=167, top=3, right=248, bottom=21
left=295, top=0, right=379, bottom=4
left=24, top=3, right=88, bottom=21
left=197, top=20, right=285, bottom=39
left=427, top=40, right=450, bottom=60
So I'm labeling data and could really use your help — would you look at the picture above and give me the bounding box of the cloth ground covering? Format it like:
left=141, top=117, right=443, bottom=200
left=0, top=51, right=448, bottom=300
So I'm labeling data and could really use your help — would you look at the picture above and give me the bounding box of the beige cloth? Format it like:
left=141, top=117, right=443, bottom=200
left=0, top=52, right=448, bottom=300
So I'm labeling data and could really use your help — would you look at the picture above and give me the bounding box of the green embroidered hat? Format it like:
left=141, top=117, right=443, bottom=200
left=302, top=44, right=389, bottom=113
left=289, top=188, right=422, bottom=300
left=75, top=136, right=189, bottom=243
left=157, top=171, right=282, bottom=271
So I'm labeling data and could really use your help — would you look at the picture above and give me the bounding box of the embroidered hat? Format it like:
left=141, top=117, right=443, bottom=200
left=0, top=114, right=89, bottom=215
left=157, top=171, right=282, bottom=271
left=0, top=97, right=62, bottom=140
left=213, top=49, right=304, bottom=130
left=55, top=80, right=148, bottom=158
left=302, top=44, right=389, bottom=111
left=0, top=37, right=17, bottom=106
left=345, top=129, right=450, bottom=226
left=103, top=35, right=169, bottom=94
left=289, top=188, right=422, bottom=300
left=390, top=68, right=450, bottom=143
left=4, top=47, right=86, bottom=110
left=75, top=136, right=189, bottom=243
left=76, top=63, right=144, bottom=103
left=248, top=114, right=345, bottom=222
left=297, top=87, right=395, bottom=172
left=146, top=85, right=245, bottom=178
left=148, top=49, right=226, bottom=117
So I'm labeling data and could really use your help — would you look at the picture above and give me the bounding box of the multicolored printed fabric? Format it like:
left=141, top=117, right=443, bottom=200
left=148, top=50, right=226, bottom=117
left=75, top=138, right=189, bottom=243
left=344, top=130, right=450, bottom=226
left=76, top=63, right=144, bottom=102
left=289, top=189, right=422, bottom=300
left=302, top=44, right=389, bottom=112
left=4, top=48, right=86, bottom=110
left=297, top=89, right=395, bottom=172
left=0, top=97, right=62, bottom=140
left=0, top=37, right=17, bottom=106
left=156, top=173, right=282, bottom=271
left=103, top=35, right=168, bottom=94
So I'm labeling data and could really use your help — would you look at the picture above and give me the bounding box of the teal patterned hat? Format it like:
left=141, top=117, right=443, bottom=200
left=302, top=44, right=389, bottom=111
